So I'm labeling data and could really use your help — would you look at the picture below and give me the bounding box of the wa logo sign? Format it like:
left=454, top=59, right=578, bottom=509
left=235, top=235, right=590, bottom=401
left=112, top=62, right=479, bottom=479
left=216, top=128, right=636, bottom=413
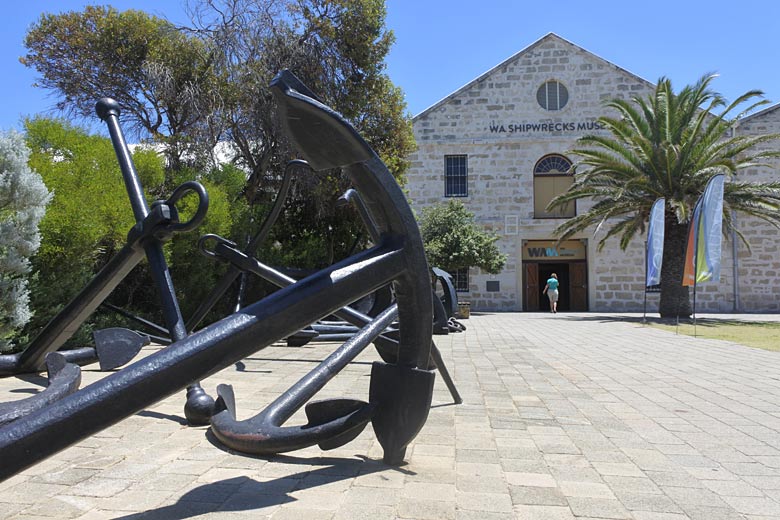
left=527, top=247, right=576, bottom=258
left=528, top=247, right=558, bottom=258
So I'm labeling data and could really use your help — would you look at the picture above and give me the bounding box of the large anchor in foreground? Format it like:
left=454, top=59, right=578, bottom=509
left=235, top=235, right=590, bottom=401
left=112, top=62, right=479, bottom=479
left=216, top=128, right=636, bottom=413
left=0, top=70, right=438, bottom=479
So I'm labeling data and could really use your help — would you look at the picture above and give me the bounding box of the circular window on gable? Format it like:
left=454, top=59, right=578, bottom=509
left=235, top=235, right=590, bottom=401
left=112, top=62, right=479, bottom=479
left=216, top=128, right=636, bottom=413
left=537, top=80, right=569, bottom=111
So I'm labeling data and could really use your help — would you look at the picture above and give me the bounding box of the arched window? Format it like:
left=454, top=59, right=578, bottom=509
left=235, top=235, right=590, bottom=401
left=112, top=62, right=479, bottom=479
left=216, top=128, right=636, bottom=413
left=534, top=154, right=575, bottom=218
left=537, top=80, right=569, bottom=111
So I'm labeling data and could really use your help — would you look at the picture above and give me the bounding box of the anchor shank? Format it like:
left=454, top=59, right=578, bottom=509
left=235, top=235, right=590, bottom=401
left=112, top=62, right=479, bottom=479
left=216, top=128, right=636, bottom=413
left=261, top=303, right=398, bottom=426
left=15, top=244, right=145, bottom=373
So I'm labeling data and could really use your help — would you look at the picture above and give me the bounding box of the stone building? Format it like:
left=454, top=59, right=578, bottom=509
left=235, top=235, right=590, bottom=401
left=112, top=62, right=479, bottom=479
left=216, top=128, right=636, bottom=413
left=405, top=33, right=780, bottom=313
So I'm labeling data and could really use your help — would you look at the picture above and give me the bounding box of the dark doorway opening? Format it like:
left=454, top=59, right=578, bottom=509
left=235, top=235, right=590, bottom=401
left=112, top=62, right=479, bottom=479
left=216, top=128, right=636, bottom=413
left=538, top=263, right=570, bottom=312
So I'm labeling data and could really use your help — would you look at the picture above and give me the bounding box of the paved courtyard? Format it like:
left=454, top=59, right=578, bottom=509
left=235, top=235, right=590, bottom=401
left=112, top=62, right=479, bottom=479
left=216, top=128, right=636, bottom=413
left=1, top=312, right=780, bottom=519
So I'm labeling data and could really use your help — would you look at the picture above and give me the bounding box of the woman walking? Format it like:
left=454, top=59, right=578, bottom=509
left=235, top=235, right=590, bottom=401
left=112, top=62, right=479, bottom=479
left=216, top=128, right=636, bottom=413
left=542, top=273, right=559, bottom=314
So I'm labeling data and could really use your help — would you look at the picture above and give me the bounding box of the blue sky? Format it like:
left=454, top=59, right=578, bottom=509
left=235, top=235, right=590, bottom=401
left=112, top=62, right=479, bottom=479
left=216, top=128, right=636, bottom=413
left=2, top=1, right=779, bottom=131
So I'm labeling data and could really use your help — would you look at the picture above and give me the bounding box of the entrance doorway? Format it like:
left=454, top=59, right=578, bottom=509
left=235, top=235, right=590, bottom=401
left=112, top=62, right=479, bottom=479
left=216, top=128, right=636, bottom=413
left=523, top=261, right=588, bottom=312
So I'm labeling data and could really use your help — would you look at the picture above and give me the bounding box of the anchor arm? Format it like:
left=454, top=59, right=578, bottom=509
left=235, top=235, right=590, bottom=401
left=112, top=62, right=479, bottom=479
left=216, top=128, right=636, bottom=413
left=210, top=305, right=398, bottom=454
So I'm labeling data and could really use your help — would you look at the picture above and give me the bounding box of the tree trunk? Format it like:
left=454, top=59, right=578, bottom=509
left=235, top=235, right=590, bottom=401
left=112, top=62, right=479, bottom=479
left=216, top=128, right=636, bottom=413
left=658, top=220, right=691, bottom=318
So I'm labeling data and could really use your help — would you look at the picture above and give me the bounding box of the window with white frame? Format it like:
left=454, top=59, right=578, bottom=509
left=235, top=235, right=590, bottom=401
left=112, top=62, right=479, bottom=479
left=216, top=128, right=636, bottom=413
left=445, top=155, right=468, bottom=197
left=537, top=80, right=569, bottom=111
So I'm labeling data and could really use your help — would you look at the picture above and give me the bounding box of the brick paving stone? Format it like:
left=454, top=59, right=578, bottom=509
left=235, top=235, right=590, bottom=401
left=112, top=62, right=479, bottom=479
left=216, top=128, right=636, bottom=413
left=18, top=496, right=92, bottom=519
left=455, top=474, right=507, bottom=493
left=566, top=496, right=632, bottom=519
left=217, top=492, right=284, bottom=516
left=615, top=491, right=685, bottom=513
left=505, top=471, right=556, bottom=487
left=508, top=485, right=568, bottom=506
left=397, top=497, right=456, bottom=519
left=456, top=462, right=503, bottom=477
left=0, top=502, right=25, bottom=518
left=343, top=485, right=399, bottom=505
left=29, top=468, right=99, bottom=486
left=413, top=443, right=456, bottom=457
left=602, top=475, right=662, bottom=494
left=743, top=475, right=780, bottom=490
left=176, top=481, right=241, bottom=504
left=7, top=515, right=60, bottom=520
left=701, top=478, right=765, bottom=497
left=56, top=477, right=129, bottom=499
left=271, top=508, right=335, bottom=520
left=549, top=465, right=603, bottom=483
left=645, top=470, right=706, bottom=488
left=402, top=481, right=456, bottom=501
left=684, top=466, right=739, bottom=481
left=720, top=495, right=780, bottom=516
left=558, top=480, right=616, bottom=499
left=678, top=504, right=749, bottom=519
left=592, top=460, right=647, bottom=477
left=661, top=485, right=731, bottom=508
left=334, top=503, right=396, bottom=520
left=404, top=463, right=456, bottom=484
left=513, top=504, right=576, bottom=519
left=455, top=511, right=514, bottom=520
left=631, top=513, right=690, bottom=520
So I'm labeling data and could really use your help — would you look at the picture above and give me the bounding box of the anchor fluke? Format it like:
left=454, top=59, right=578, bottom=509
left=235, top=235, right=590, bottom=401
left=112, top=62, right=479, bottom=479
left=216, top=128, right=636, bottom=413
left=304, top=398, right=374, bottom=450
left=210, top=385, right=374, bottom=455
left=369, top=361, right=435, bottom=465
left=94, top=328, right=150, bottom=371
left=0, top=353, right=81, bottom=426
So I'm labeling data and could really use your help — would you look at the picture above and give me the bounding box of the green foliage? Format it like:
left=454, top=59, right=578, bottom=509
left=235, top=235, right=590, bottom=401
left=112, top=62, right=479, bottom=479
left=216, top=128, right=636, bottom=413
left=419, top=200, right=506, bottom=275
left=550, top=73, right=780, bottom=317
left=0, top=131, right=51, bottom=351
left=22, top=118, right=167, bottom=345
left=166, top=167, right=246, bottom=321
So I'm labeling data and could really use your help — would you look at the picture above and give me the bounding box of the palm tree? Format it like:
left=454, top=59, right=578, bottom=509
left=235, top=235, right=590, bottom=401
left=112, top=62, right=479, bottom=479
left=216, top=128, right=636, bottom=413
left=550, top=74, right=780, bottom=318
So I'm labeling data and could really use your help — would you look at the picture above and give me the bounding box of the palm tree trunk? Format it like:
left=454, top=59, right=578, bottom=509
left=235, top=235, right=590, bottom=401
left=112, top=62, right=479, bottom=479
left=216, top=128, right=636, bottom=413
left=658, top=221, right=692, bottom=318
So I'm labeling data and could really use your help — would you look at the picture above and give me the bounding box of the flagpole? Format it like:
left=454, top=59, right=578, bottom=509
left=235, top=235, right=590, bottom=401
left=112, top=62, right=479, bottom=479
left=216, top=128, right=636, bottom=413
left=692, top=215, right=698, bottom=338
left=643, top=241, right=648, bottom=325
left=692, top=282, right=697, bottom=337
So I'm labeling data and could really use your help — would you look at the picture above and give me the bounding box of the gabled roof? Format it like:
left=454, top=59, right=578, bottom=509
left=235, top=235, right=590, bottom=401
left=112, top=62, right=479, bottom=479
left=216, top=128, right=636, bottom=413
left=739, top=101, right=780, bottom=124
left=413, top=32, right=655, bottom=121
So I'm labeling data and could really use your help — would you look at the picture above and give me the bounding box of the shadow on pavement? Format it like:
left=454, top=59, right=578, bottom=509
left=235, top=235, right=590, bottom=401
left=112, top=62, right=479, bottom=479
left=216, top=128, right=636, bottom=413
left=114, top=452, right=411, bottom=520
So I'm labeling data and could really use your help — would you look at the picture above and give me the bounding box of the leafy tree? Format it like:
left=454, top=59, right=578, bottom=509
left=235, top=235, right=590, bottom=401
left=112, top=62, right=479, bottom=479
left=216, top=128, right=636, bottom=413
left=0, top=131, right=51, bottom=351
left=550, top=74, right=780, bottom=318
left=419, top=200, right=507, bottom=275
left=22, top=5, right=214, bottom=170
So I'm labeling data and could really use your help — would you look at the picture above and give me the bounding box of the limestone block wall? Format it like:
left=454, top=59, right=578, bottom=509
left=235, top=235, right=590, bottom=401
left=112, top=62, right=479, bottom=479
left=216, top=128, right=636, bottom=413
left=733, top=106, right=780, bottom=312
left=589, top=237, right=646, bottom=312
